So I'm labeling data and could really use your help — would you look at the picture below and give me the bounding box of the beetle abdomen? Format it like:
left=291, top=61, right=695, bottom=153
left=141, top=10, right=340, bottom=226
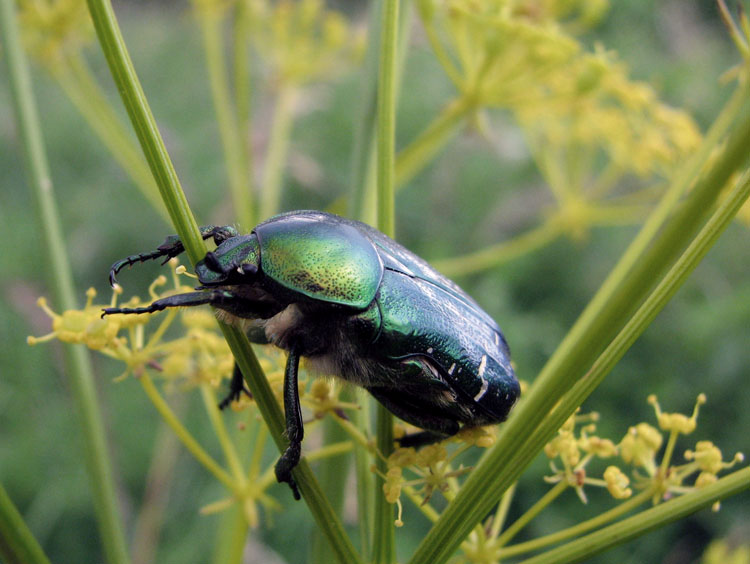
left=373, top=270, right=519, bottom=424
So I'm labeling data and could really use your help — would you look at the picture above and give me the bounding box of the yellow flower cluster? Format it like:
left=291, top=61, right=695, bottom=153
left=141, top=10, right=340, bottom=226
left=543, top=409, right=618, bottom=502
left=378, top=424, right=497, bottom=527
left=244, top=0, right=365, bottom=87
left=28, top=260, right=240, bottom=391
left=16, top=0, right=92, bottom=64
left=418, top=0, right=703, bottom=245
left=539, top=394, right=745, bottom=508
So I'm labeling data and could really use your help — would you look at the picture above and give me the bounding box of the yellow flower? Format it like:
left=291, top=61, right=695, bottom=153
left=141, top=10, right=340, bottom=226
left=247, top=0, right=364, bottom=86
left=620, top=423, right=662, bottom=471
left=603, top=465, right=632, bottom=499
left=648, top=393, right=705, bottom=435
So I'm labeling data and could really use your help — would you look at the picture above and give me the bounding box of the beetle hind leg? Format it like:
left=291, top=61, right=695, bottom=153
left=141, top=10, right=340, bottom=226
left=218, top=363, right=252, bottom=409
left=367, top=386, right=460, bottom=447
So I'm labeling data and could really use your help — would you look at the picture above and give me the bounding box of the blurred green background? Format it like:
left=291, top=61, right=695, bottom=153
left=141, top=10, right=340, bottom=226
left=1, top=1, right=748, bottom=562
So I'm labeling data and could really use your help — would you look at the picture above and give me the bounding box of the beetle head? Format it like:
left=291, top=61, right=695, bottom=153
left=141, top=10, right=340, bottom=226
left=195, top=234, right=260, bottom=286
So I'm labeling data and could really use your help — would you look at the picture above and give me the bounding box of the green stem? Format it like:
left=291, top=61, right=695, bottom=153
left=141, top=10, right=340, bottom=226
left=310, top=391, right=356, bottom=563
left=352, top=389, right=374, bottom=556
left=80, top=2, right=361, bottom=561
left=199, top=385, right=247, bottom=484
left=376, top=0, right=400, bottom=238
left=195, top=4, right=253, bottom=230
left=394, top=96, right=473, bottom=189
left=232, top=0, right=255, bottom=226
left=499, top=487, right=654, bottom=559
left=373, top=1, right=400, bottom=562
left=520, top=468, right=750, bottom=564
left=407, top=85, right=750, bottom=564
left=54, top=53, right=167, bottom=221
left=84, top=0, right=204, bottom=262
left=140, top=374, right=235, bottom=489
left=434, top=215, right=564, bottom=276
left=349, top=0, right=413, bottom=223
left=259, top=85, right=297, bottom=219
left=219, top=327, right=364, bottom=564
left=0, top=2, right=130, bottom=563
left=497, top=481, right=568, bottom=547
left=0, top=482, right=51, bottom=564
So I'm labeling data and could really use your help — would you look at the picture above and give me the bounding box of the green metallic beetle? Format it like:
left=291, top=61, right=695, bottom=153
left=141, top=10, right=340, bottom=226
left=103, top=211, right=520, bottom=499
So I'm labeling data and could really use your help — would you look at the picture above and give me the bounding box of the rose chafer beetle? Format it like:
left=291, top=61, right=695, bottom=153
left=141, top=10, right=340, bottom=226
left=103, top=210, right=520, bottom=499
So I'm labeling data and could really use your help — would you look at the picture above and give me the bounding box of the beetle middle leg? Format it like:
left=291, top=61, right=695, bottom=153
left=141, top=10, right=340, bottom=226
left=274, top=341, right=304, bottom=500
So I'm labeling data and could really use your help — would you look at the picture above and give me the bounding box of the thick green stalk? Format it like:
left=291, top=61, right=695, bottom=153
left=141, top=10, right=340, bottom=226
left=84, top=0, right=203, bottom=261
left=0, top=2, right=131, bottom=563
left=521, top=468, right=750, bottom=564
left=349, top=0, right=413, bottom=222
left=348, top=0, right=385, bottom=223
left=408, top=89, right=750, bottom=564
left=376, top=0, right=399, bottom=238
left=373, top=1, right=400, bottom=562
left=309, top=412, right=353, bottom=563
left=0, top=483, right=51, bottom=564
left=83, top=0, right=361, bottom=560
left=219, top=327, right=364, bottom=564
left=196, top=4, right=253, bottom=230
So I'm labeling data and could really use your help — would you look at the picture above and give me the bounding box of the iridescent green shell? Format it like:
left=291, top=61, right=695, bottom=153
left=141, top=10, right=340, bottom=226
left=255, top=212, right=383, bottom=308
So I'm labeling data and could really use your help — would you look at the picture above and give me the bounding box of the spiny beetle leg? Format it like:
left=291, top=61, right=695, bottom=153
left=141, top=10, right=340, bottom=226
left=218, top=363, right=252, bottom=410
left=274, top=342, right=303, bottom=500
left=109, top=225, right=240, bottom=286
left=101, top=289, right=238, bottom=318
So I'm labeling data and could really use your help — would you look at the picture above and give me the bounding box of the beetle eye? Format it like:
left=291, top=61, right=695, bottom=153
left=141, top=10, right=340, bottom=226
left=204, top=251, right=223, bottom=273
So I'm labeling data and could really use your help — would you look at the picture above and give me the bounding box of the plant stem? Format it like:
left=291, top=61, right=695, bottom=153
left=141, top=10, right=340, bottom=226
left=520, top=468, right=750, bottom=564
left=233, top=0, right=255, bottom=226
left=497, top=481, right=568, bottom=547
left=0, top=483, right=51, bottom=564
left=394, top=96, right=473, bottom=189
left=54, top=53, right=167, bottom=222
left=195, top=3, right=253, bottom=229
left=434, top=215, right=564, bottom=275
left=84, top=0, right=204, bottom=261
left=259, top=85, right=297, bottom=219
left=1, top=2, right=130, bottom=562
left=220, top=327, right=364, bottom=564
left=373, top=1, right=400, bottom=562
left=499, top=487, right=654, bottom=558
left=140, top=374, right=235, bottom=489
left=82, top=0, right=360, bottom=561
left=376, top=0, right=399, bottom=238
left=407, top=84, right=750, bottom=564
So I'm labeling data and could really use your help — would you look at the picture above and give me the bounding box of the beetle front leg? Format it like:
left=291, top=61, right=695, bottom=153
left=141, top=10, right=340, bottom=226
left=101, top=290, right=240, bottom=317
left=109, top=225, right=240, bottom=286
left=274, top=341, right=304, bottom=500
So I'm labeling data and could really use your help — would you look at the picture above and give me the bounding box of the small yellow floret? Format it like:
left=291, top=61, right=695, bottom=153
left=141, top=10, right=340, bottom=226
left=604, top=465, right=632, bottom=499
